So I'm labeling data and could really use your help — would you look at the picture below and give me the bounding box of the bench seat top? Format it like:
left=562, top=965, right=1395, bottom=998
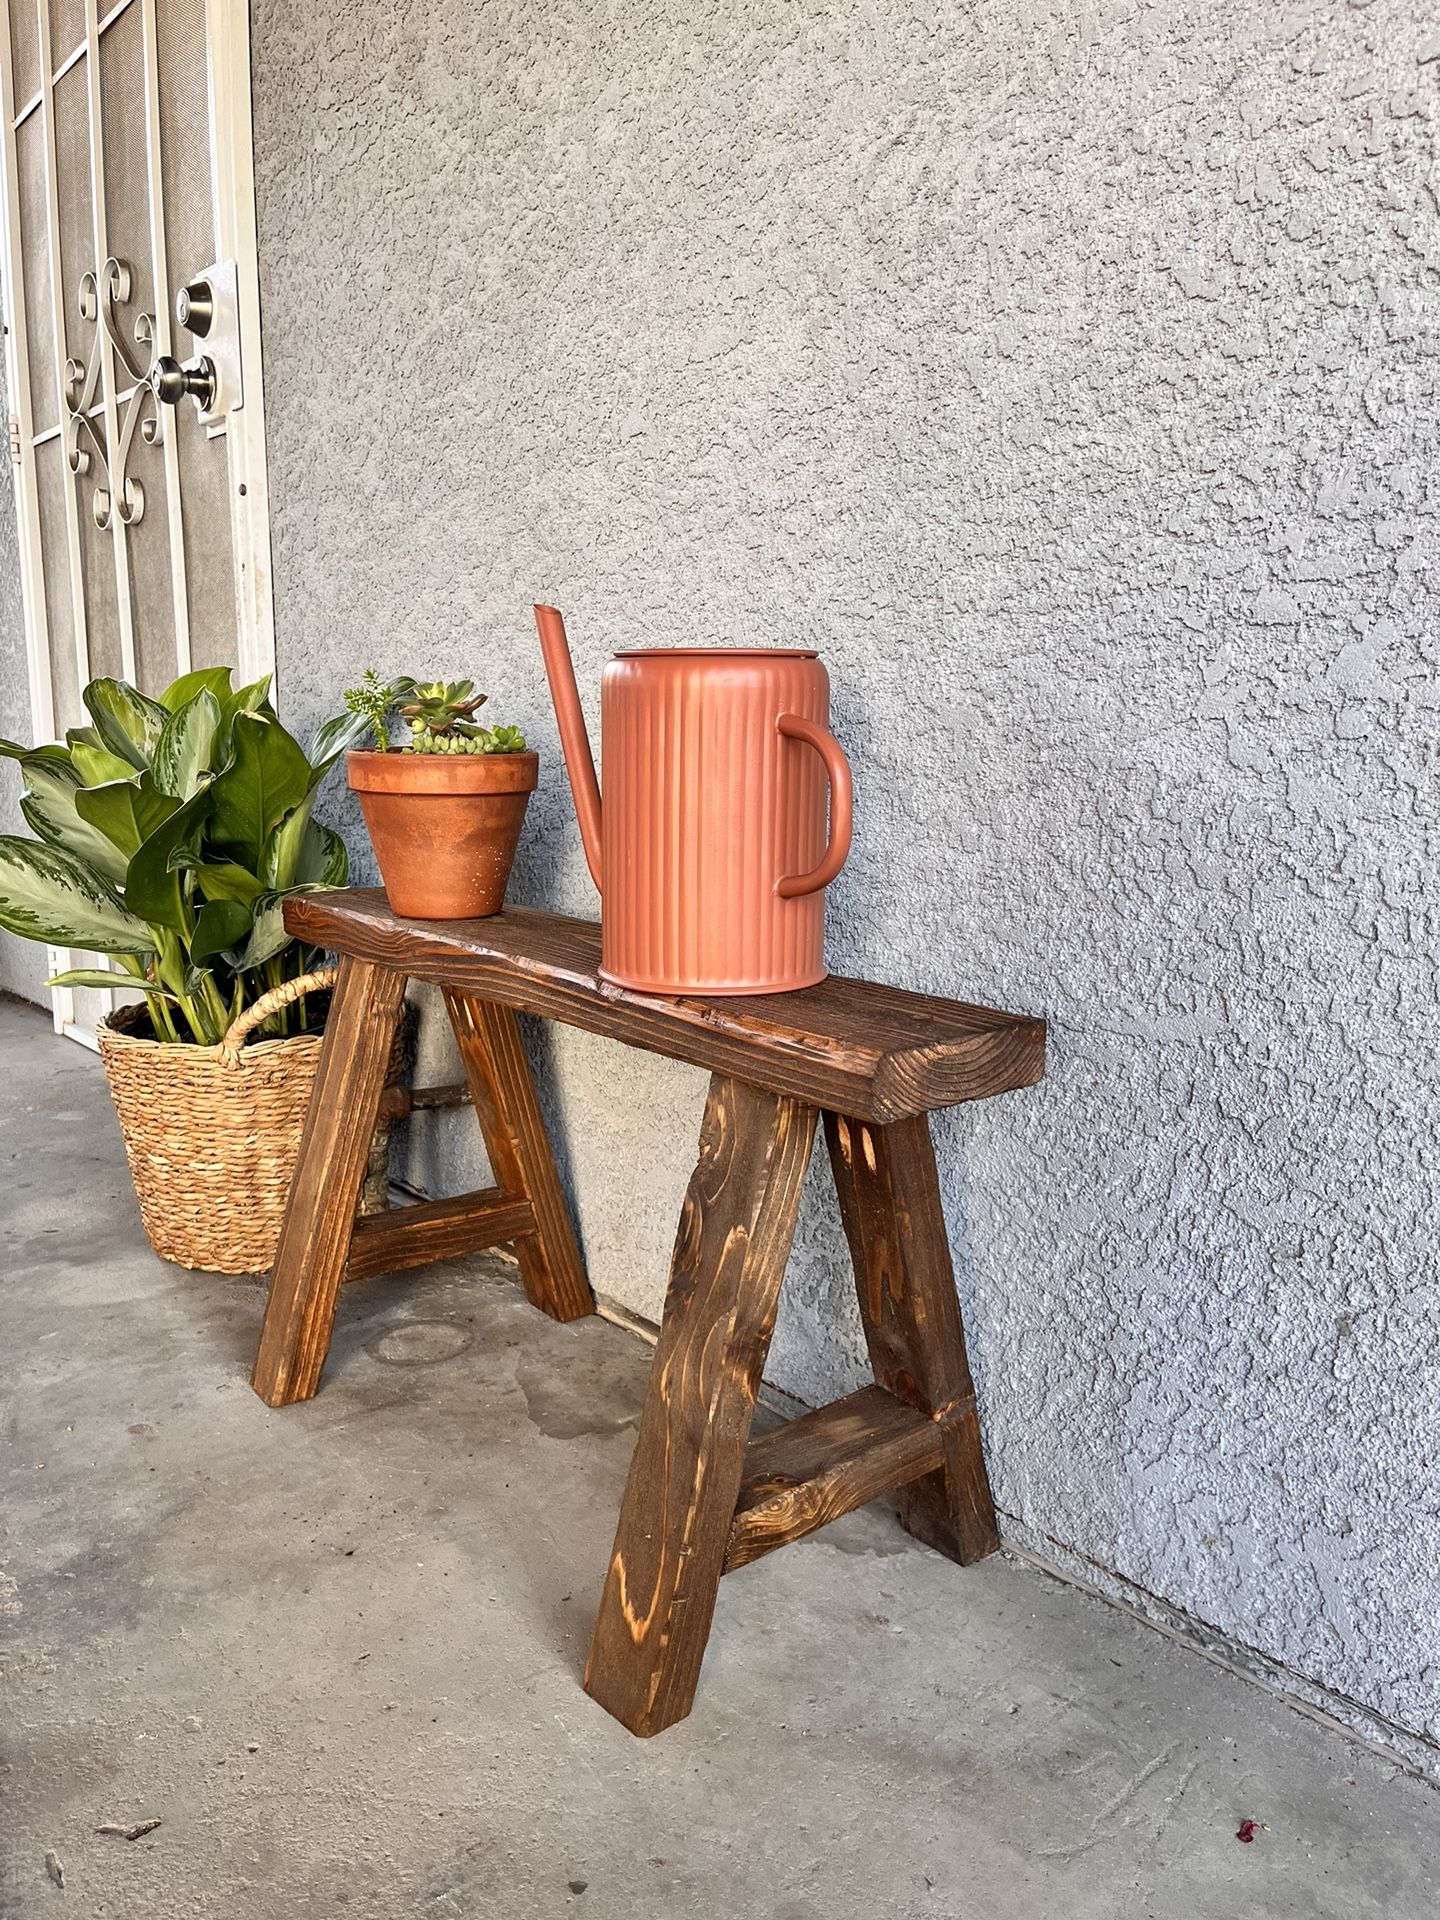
left=285, top=889, right=1045, bottom=1123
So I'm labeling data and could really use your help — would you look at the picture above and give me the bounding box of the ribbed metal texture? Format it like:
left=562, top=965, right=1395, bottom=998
left=600, top=652, right=831, bottom=994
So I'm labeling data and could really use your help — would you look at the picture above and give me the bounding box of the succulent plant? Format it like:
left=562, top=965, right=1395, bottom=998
left=342, top=673, right=527, bottom=755
left=344, top=669, right=416, bottom=751
left=400, top=680, right=488, bottom=739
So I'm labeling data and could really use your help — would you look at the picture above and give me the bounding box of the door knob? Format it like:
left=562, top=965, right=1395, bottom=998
left=175, top=279, right=213, bottom=336
left=149, top=354, right=216, bottom=412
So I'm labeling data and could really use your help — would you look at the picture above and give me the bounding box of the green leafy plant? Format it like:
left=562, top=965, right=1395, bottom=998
left=344, top=673, right=528, bottom=756
left=0, top=668, right=382, bottom=1046
left=344, top=669, right=415, bottom=750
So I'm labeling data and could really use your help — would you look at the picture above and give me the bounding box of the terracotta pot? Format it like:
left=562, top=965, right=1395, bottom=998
left=347, top=749, right=538, bottom=919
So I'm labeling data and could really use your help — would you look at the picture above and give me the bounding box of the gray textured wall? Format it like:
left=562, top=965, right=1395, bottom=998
left=250, top=0, right=1439, bottom=1764
left=0, top=357, right=49, bottom=1007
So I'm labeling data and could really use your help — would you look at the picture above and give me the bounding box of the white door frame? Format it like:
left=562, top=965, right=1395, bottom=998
left=0, top=0, right=275, bottom=1043
left=205, top=0, right=273, bottom=689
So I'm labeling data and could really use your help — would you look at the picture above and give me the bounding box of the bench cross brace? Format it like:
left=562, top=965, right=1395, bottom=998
left=583, top=1074, right=998, bottom=1737
left=251, top=958, right=592, bottom=1409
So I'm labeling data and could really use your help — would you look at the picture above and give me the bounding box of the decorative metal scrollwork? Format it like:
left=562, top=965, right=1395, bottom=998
left=63, top=256, right=162, bottom=530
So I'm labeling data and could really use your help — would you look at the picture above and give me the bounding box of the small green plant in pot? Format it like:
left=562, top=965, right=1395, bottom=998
left=0, top=667, right=385, bottom=1272
left=344, top=673, right=538, bottom=919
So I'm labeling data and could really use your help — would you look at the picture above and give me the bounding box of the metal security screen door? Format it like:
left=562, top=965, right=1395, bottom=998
left=0, top=0, right=271, bottom=1042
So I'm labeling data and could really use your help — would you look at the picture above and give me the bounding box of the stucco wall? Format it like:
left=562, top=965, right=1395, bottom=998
left=250, top=0, right=1440, bottom=1765
left=0, top=358, right=49, bottom=1007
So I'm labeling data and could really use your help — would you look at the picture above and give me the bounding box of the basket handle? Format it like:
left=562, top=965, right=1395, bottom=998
left=219, top=967, right=336, bottom=1067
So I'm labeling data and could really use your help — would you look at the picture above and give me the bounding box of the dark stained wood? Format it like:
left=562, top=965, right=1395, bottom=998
left=444, top=990, right=593, bottom=1323
left=724, top=1386, right=945, bottom=1574
left=251, top=957, right=407, bottom=1407
left=407, top=1081, right=472, bottom=1110
left=286, top=890, right=1045, bottom=1125
left=376, top=1080, right=472, bottom=1122
left=252, top=892, right=1040, bottom=1733
left=344, top=1188, right=535, bottom=1284
left=584, top=1075, right=817, bottom=1738
left=824, top=1110, right=999, bottom=1566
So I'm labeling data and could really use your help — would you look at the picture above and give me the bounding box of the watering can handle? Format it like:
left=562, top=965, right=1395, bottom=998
left=775, top=714, right=854, bottom=900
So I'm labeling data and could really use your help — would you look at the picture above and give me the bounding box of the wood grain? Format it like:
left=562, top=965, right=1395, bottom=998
left=444, top=990, right=593, bottom=1323
left=724, top=1386, right=945, bottom=1573
left=584, top=1075, right=817, bottom=1737
left=249, top=895, right=1036, bottom=1731
left=287, top=891, right=1045, bottom=1124
left=344, top=1188, right=535, bottom=1283
left=251, top=957, right=407, bottom=1407
left=824, top=1110, right=999, bottom=1565
left=375, top=1080, right=472, bottom=1122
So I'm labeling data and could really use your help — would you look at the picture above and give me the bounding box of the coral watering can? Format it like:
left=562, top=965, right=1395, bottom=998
left=534, top=605, right=853, bottom=996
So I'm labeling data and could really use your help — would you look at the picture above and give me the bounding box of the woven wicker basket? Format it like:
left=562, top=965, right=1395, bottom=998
left=96, top=968, right=398, bottom=1276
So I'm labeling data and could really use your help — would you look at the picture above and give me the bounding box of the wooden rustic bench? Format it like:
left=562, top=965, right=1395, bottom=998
left=251, top=888, right=1045, bottom=1736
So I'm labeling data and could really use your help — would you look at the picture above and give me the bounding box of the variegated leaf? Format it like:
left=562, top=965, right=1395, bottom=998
left=18, top=758, right=129, bottom=884
left=0, top=837, right=153, bottom=955
left=83, top=679, right=167, bottom=770
left=230, top=893, right=290, bottom=972
left=299, top=819, right=348, bottom=888
left=152, top=689, right=221, bottom=799
left=46, top=968, right=177, bottom=1002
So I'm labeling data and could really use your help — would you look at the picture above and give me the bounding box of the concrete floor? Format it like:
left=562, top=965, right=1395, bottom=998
left=2, top=995, right=1437, bottom=1920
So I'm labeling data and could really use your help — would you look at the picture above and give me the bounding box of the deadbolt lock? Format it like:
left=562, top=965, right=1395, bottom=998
left=150, top=354, right=217, bottom=414
left=175, top=279, right=213, bottom=336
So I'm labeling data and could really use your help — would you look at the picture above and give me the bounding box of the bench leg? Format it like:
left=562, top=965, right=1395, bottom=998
left=585, top=1074, right=816, bottom=1736
left=824, top=1111, right=999, bottom=1566
left=251, top=957, right=408, bottom=1408
left=444, top=992, right=593, bottom=1323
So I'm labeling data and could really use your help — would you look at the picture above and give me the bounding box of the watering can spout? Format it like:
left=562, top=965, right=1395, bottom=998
left=533, top=605, right=604, bottom=893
